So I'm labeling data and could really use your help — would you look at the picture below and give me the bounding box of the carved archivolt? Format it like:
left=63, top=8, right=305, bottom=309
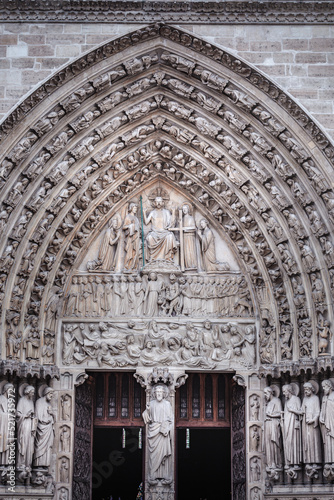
left=0, top=24, right=333, bottom=370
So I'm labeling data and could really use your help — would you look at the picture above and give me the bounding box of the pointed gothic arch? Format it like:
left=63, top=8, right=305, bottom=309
left=0, top=23, right=334, bottom=500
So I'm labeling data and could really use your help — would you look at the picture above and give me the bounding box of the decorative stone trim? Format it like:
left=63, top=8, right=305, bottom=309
left=0, top=1, right=333, bottom=25
left=0, top=359, right=60, bottom=378
left=259, top=356, right=334, bottom=378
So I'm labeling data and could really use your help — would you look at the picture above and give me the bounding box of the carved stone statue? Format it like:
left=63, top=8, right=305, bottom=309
left=282, top=384, right=303, bottom=468
left=144, top=196, right=177, bottom=263
left=197, top=219, right=229, bottom=272
left=142, top=384, right=173, bottom=483
left=16, top=385, right=36, bottom=469
left=0, top=383, right=14, bottom=464
left=264, top=387, right=283, bottom=470
left=302, top=381, right=322, bottom=465
left=123, top=202, right=140, bottom=271
left=181, top=203, right=197, bottom=270
left=91, top=215, right=121, bottom=271
left=33, top=387, right=55, bottom=468
left=320, top=379, right=334, bottom=463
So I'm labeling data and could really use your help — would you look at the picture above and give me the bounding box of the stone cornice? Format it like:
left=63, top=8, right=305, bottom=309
left=0, top=1, right=333, bottom=24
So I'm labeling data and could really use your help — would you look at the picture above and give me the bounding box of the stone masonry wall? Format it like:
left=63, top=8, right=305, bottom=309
left=0, top=22, right=333, bottom=139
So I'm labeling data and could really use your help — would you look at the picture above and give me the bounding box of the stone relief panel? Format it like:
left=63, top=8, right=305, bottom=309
left=61, top=319, right=256, bottom=370
left=81, top=185, right=239, bottom=275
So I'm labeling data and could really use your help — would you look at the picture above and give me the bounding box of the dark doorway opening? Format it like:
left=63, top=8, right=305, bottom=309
left=92, top=427, right=143, bottom=500
left=177, top=428, right=231, bottom=500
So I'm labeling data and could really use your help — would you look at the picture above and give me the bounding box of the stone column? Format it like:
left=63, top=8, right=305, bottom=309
left=134, top=367, right=187, bottom=500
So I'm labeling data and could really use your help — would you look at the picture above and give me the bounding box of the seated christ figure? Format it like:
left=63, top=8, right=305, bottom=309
left=144, top=196, right=177, bottom=262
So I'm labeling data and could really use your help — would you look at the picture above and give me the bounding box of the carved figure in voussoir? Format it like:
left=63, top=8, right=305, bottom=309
left=243, top=156, right=270, bottom=183
left=260, top=213, right=282, bottom=241
left=193, top=67, right=228, bottom=92
left=122, top=124, right=155, bottom=146
left=320, top=236, right=334, bottom=268
left=97, top=90, right=127, bottom=114
left=243, top=129, right=272, bottom=155
left=162, top=77, right=195, bottom=98
left=279, top=132, right=307, bottom=163
left=311, top=273, right=325, bottom=305
left=224, top=87, right=257, bottom=110
left=303, top=160, right=330, bottom=194
left=6, top=178, right=29, bottom=206
left=8, top=132, right=38, bottom=164
left=29, top=182, right=52, bottom=212
left=305, top=206, right=327, bottom=237
left=282, top=209, right=306, bottom=239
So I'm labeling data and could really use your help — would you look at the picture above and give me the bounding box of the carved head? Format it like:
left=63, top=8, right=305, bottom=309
left=152, top=384, right=168, bottom=401
left=44, top=387, right=54, bottom=401
left=24, top=385, right=35, bottom=398
left=282, top=384, right=293, bottom=399
left=264, top=387, right=273, bottom=402
left=200, top=218, right=208, bottom=229
left=322, top=379, right=333, bottom=395
left=129, top=202, right=138, bottom=214
left=303, top=382, right=315, bottom=397
left=3, top=383, right=14, bottom=397
left=148, top=271, right=157, bottom=281
left=154, top=196, right=164, bottom=209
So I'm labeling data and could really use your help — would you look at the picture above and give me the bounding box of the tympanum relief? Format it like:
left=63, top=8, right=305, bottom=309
left=60, top=184, right=255, bottom=370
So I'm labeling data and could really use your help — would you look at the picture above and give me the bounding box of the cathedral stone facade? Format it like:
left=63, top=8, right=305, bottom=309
left=0, top=3, right=334, bottom=500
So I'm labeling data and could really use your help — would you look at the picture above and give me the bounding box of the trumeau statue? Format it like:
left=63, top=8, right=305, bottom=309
left=142, top=384, right=173, bottom=484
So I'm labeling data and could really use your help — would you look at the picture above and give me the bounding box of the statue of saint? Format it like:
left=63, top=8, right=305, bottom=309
left=142, top=385, right=173, bottom=483
left=264, top=386, right=282, bottom=470
left=144, top=196, right=177, bottom=262
left=302, top=381, right=322, bottom=464
left=95, top=216, right=121, bottom=271
left=282, top=384, right=303, bottom=468
left=16, top=385, right=36, bottom=469
left=181, top=203, right=197, bottom=270
left=33, top=387, right=55, bottom=468
left=0, top=383, right=14, bottom=464
left=320, top=379, right=334, bottom=463
left=197, top=219, right=219, bottom=272
left=123, top=202, right=141, bottom=271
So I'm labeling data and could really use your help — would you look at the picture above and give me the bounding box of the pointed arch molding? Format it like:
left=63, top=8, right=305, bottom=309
left=1, top=24, right=334, bottom=373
